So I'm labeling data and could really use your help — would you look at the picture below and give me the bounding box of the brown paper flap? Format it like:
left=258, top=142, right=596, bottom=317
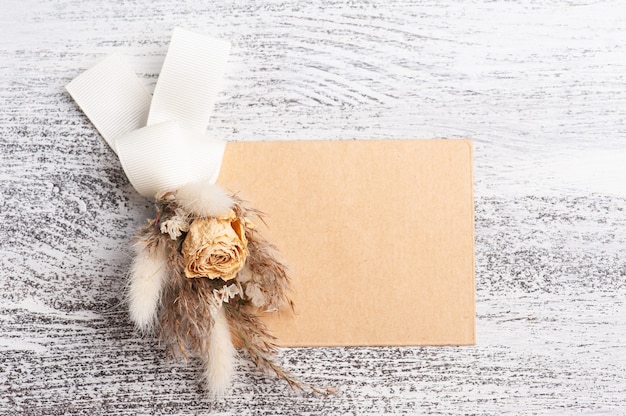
left=218, top=139, right=475, bottom=347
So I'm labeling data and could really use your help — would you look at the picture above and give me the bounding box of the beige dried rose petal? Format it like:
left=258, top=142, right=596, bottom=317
left=182, top=211, right=249, bottom=281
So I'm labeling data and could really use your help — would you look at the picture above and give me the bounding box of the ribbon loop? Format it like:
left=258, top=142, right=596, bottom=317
left=66, top=53, right=151, bottom=153
left=66, top=28, right=230, bottom=198
left=148, top=28, right=231, bottom=132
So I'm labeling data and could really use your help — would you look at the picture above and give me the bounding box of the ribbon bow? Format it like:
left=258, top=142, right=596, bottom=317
left=66, top=28, right=229, bottom=197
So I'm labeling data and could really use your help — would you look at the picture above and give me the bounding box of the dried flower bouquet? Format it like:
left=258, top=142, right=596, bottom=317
left=128, top=180, right=330, bottom=396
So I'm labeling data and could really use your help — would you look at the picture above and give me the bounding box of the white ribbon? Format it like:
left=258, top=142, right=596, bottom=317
left=66, top=28, right=230, bottom=197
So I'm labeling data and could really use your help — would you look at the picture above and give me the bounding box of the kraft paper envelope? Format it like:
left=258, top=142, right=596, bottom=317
left=217, top=139, right=475, bottom=347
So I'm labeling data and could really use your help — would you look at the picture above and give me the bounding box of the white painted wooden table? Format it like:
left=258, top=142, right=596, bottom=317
left=1, top=1, right=625, bottom=414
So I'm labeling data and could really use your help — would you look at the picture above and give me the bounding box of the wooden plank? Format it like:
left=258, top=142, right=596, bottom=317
left=1, top=0, right=625, bottom=413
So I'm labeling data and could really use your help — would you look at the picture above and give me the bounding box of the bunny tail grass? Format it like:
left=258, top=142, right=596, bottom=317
left=175, top=180, right=234, bottom=218
left=203, top=305, right=236, bottom=398
left=128, top=239, right=169, bottom=332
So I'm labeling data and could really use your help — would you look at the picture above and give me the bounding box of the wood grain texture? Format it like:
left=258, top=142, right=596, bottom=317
left=1, top=0, right=625, bottom=414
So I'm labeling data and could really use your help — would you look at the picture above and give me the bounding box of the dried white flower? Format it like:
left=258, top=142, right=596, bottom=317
left=213, top=284, right=240, bottom=304
left=160, top=208, right=190, bottom=240
left=245, top=282, right=268, bottom=309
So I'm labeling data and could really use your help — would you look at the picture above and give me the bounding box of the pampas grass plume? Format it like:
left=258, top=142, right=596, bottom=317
left=128, top=240, right=168, bottom=332
left=204, top=306, right=236, bottom=398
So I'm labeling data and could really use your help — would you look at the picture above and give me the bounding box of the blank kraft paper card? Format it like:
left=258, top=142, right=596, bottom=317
left=217, top=139, right=475, bottom=347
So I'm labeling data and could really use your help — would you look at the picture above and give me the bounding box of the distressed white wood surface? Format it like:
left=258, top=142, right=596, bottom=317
left=1, top=0, right=625, bottom=414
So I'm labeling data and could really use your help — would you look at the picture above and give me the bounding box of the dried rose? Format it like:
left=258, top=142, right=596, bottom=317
left=181, top=211, right=249, bottom=281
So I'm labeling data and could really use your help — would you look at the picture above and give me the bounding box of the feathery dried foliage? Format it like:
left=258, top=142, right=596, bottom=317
left=158, top=238, right=225, bottom=358
left=225, top=301, right=335, bottom=395
left=232, top=197, right=294, bottom=312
